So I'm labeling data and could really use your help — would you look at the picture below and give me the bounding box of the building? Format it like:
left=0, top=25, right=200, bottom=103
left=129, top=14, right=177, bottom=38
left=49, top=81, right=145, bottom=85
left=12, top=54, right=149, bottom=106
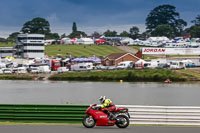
left=103, top=53, right=140, bottom=66
left=0, top=47, right=16, bottom=58
left=16, top=34, right=45, bottom=59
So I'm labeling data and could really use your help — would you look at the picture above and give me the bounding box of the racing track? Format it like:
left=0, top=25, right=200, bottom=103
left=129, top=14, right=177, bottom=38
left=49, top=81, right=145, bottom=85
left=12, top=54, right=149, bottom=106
left=0, top=125, right=200, bottom=133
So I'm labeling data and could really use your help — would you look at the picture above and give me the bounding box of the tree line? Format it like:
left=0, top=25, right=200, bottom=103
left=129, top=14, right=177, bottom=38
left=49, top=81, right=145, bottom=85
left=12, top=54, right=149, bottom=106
left=1, top=4, right=200, bottom=43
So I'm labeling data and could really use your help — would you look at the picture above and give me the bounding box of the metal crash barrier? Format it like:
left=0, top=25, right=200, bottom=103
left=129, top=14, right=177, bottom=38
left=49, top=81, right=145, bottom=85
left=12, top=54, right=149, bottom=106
left=117, top=105, right=200, bottom=125
left=1, top=104, right=200, bottom=125
left=0, top=104, right=89, bottom=123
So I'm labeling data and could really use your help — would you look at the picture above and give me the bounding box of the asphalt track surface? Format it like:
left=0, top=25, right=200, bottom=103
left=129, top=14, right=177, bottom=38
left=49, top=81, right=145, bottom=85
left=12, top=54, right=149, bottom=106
left=1, top=125, right=200, bottom=133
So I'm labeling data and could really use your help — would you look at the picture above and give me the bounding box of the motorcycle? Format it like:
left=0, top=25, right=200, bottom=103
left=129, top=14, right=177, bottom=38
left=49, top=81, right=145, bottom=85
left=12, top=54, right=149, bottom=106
left=82, top=104, right=130, bottom=128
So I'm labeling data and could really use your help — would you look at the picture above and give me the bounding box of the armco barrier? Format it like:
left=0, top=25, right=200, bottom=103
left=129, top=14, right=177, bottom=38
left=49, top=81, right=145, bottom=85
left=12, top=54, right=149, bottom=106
left=117, top=105, right=200, bottom=125
left=0, top=104, right=89, bottom=123
left=1, top=104, right=200, bottom=125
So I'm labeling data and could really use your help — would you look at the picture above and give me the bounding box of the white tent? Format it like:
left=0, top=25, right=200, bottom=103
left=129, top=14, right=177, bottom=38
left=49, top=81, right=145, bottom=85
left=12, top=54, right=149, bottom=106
left=120, top=37, right=134, bottom=45
left=75, top=38, right=94, bottom=45
left=147, top=37, right=169, bottom=42
left=61, top=38, right=73, bottom=44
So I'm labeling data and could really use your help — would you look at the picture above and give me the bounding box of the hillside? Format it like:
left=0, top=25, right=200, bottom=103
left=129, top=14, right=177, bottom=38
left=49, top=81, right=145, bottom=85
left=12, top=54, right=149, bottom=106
left=45, top=45, right=125, bottom=57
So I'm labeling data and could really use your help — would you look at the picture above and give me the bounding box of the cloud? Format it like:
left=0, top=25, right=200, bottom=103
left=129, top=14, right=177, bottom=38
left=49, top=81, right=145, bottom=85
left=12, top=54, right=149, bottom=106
left=0, top=0, right=200, bottom=37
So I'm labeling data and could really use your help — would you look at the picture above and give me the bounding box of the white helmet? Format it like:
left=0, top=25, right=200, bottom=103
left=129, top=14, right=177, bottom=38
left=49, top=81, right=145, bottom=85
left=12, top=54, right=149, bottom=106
left=99, top=96, right=106, bottom=104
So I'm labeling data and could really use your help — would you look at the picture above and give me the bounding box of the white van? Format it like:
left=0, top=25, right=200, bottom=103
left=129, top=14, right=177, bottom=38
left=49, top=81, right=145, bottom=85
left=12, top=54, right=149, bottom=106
left=30, top=67, right=40, bottom=73
left=117, top=61, right=134, bottom=69
left=143, top=61, right=158, bottom=69
left=170, top=61, right=185, bottom=69
left=0, top=63, right=6, bottom=69
left=39, top=66, right=51, bottom=73
left=16, top=67, right=27, bottom=74
left=71, top=63, right=94, bottom=71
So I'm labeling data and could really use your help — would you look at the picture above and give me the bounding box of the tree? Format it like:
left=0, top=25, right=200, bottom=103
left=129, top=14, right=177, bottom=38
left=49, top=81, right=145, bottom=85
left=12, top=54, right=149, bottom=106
left=191, top=15, right=200, bottom=26
left=72, top=22, right=77, bottom=32
left=68, top=31, right=87, bottom=38
left=91, top=31, right=102, bottom=38
left=61, top=33, right=67, bottom=39
left=119, top=31, right=129, bottom=37
left=189, top=26, right=200, bottom=38
left=151, top=24, right=174, bottom=38
left=0, top=37, right=6, bottom=43
left=68, top=22, right=87, bottom=38
left=146, top=4, right=187, bottom=36
left=140, top=31, right=150, bottom=40
left=129, top=26, right=139, bottom=39
left=46, top=33, right=60, bottom=40
left=187, top=15, right=200, bottom=38
left=21, top=17, right=50, bottom=34
left=103, top=30, right=117, bottom=37
left=6, top=32, right=20, bottom=42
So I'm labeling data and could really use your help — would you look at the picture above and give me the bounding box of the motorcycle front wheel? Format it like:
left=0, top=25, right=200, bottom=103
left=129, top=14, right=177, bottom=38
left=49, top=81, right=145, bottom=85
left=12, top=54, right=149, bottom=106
left=115, top=115, right=129, bottom=128
left=82, top=115, right=96, bottom=128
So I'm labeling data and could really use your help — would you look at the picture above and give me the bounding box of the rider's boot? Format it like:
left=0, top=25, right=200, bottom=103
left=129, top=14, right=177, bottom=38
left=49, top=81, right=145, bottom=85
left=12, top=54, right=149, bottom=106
left=108, top=112, right=115, bottom=121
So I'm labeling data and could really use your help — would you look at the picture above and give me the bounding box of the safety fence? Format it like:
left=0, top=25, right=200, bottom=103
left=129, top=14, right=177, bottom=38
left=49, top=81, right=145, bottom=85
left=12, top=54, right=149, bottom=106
left=1, top=104, right=200, bottom=125
left=117, top=105, right=200, bottom=125
left=0, top=104, right=89, bottom=123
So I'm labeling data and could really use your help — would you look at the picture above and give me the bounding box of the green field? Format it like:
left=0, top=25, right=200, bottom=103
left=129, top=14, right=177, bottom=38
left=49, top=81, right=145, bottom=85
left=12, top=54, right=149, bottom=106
left=45, top=45, right=125, bottom=57
left=0, top=42, right=14, bottom=47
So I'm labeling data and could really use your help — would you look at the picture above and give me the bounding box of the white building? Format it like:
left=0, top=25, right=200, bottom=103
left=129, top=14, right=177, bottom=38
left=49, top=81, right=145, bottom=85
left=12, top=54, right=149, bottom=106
left=0, top=47, right=15, bottom=58
left=16, top=34, right=45, bottom=59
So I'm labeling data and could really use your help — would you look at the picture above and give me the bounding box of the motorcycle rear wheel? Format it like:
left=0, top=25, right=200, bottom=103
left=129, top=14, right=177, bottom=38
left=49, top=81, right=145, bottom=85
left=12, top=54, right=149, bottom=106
left=82, top=115, right=96, bottom=128
left=115, top=115, right=129, bottom=128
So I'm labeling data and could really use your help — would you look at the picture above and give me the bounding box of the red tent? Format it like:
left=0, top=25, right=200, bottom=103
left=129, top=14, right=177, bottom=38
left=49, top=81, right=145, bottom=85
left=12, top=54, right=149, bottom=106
left=95, top=39, right=107, bottom=44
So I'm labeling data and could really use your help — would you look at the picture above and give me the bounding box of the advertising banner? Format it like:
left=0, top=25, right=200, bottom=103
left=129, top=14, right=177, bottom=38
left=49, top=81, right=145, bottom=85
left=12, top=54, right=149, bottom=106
left=142, top=48, right=200, bottom=55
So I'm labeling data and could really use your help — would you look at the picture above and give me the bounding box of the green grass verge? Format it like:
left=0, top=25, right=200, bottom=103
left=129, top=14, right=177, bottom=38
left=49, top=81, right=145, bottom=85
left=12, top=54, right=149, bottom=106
left=0, top=42, right=15, bottom=47
left=0, top=74, right=38, bottom=80
left=45, top=45, right=125, bottom=57
left=177, top=69, right=200, bottom=79
left=130, top=46, right=142, bottom=51
left=49, top=69, right=188, bottom=82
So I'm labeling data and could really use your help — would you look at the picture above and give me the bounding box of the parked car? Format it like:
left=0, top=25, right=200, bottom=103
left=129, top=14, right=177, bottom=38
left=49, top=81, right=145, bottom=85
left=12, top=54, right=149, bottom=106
left=117, top=61, right=134, bottom=69
left=2, top=68, right=12, bottom=74
left=16, top=67, right=27, bottom=74
left=107, top=66, right=117, bottom=70
left=96, top=65, right=107, bottom=70
left=57, top=67, right=69, bottom=73
left=0, top=69, right=3, bottom=74
left=156, top=63, right=170, bottom=69
left=30, top=67, right=40, bottom=73
left=170, top=61, right=185, bottom=69
left=186, top=63, right=195, bottom=68
left=71, top=63, right=95, bottom=71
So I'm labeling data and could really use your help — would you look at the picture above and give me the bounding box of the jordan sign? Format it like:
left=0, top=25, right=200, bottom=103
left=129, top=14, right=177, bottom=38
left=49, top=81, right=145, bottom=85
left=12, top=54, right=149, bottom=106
left=142, top=48, right=200, bottom=55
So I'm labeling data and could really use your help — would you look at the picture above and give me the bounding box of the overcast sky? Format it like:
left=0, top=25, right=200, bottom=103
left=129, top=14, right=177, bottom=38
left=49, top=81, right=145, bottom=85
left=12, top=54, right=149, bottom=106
left=0, top=0, right=200, bottom=38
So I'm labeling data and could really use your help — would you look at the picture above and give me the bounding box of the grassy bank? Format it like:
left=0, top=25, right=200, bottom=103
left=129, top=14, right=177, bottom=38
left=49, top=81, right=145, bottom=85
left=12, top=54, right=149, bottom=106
left=0, top=74, right=38, bottom=80
left=0, top=42, right=14, bottom=47
left=45, top=45, right=124, bottom=57
left=176, top=69, right=200, bottom=81
left=49, top=69, right=188, bottom=82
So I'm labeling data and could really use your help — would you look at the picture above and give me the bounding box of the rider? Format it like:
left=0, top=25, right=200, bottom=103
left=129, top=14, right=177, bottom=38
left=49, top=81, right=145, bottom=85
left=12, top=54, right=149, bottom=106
left=99, top=96, right=116, bottom=120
